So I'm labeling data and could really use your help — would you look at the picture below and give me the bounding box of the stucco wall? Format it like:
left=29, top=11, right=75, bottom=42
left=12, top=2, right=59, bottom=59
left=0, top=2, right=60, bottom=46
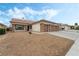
left=32, top=23, right=40, bottom=32
left=0, top=25, right=5, bottom=28
left=0, top=25, right=2, bottom=28
left=65, top=26, right=70, bottom=30
left=60, top=25, right=70, bottom=30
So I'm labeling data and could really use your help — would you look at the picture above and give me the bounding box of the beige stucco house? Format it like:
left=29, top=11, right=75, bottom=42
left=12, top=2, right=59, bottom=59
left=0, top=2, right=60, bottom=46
left=32, top=20, right=59, bottom=32
left=10, top=18, right=34, bottom=32
left=10, top=18, right=60, bottom=32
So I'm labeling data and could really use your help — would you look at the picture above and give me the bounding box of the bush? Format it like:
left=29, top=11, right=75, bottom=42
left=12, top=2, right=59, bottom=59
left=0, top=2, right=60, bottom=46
left=0, top=28, right=6, bottom=35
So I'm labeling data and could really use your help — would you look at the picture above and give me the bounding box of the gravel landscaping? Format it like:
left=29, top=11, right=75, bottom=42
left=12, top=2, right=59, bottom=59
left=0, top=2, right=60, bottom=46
left=0, top=34, right=7, bottom=40
left=0, top=32, right=74, bottom=56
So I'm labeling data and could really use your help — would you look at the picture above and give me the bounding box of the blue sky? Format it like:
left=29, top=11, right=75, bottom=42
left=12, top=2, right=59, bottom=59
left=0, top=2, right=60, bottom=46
left=0, top=3, right=79, bottom=26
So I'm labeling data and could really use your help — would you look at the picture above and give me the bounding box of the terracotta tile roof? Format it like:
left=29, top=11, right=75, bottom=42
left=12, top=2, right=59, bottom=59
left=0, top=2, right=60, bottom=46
left=32, top=19, right=59, bottom=25
left=10, top=18, right=60, bottom=26
left=10, top=18, right=34, bottom=24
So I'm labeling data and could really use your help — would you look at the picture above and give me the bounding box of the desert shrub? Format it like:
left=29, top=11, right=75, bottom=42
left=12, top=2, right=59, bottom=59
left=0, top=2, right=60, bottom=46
left=6, top=27, right=12, bottom=32
left=0, top=28, right=6, bottom=35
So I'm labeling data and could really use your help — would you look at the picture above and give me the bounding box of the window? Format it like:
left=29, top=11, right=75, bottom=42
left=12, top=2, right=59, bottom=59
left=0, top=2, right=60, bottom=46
left=15, top=25, right=24, bottom=30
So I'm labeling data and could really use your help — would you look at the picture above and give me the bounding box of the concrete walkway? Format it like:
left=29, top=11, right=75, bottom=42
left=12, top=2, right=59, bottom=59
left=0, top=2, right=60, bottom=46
left=48, top=31, right=79, bottom=56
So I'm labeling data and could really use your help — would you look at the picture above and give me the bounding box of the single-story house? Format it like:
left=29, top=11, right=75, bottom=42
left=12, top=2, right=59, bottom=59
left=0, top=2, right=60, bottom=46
left=70, top=25, right=75, bottom=29
left=74, top=25, right=79, bottom=29
left=0, top=23, right=7, bottom=29
left=32, top=20, right=60, bottom=32
left=59, top=23, right=70, bottom=30
left=10, top=18, right=60, bottom=32
left=10, top=18, right=34, bottom=32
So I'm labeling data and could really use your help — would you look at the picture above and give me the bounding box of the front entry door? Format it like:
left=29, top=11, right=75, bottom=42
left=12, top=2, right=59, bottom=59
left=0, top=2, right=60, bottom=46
left=27, top=25, right=32, bottom=31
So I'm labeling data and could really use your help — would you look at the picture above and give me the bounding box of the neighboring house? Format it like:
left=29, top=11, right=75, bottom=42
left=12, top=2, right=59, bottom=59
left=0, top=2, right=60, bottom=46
left=59, top=23, right=70, bottom=30
left=74, top=25, right=79, bottom=30
left=70, top=25, right=75, bottom=30
left=10, top=18, right=60, bottom=32
left=0, top=23, right=6, bottom=29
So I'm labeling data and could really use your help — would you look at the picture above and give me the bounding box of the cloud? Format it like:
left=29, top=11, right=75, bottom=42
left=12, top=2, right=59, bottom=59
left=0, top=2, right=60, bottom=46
left=0, top=17, right=10, bottom=26
left=41, top=9, right=59, bottom=20
left=7, top=7, right=25, bottom=19
left=0, top=10, right=5, bottom=16
left=0, top=20, right=4, bottom=23
left=6, top=7, right=59, bottom=20
left=0, top=7, right=60, bottom=26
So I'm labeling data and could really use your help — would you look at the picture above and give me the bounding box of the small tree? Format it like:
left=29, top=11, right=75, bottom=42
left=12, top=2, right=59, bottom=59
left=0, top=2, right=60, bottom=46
left=75, top=23, right=78, bottom=26
left=0, top=28, right=6, bottom=35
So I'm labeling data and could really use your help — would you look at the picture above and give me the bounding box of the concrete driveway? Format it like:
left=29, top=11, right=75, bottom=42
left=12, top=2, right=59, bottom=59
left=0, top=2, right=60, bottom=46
left=48, top=30, right=79, bottom=56
left=48, top=31, right=79, bottom=41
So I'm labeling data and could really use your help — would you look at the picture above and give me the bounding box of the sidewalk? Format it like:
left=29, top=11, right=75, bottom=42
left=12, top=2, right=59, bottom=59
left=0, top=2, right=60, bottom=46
left=66, top=38, right=79, bottom=56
